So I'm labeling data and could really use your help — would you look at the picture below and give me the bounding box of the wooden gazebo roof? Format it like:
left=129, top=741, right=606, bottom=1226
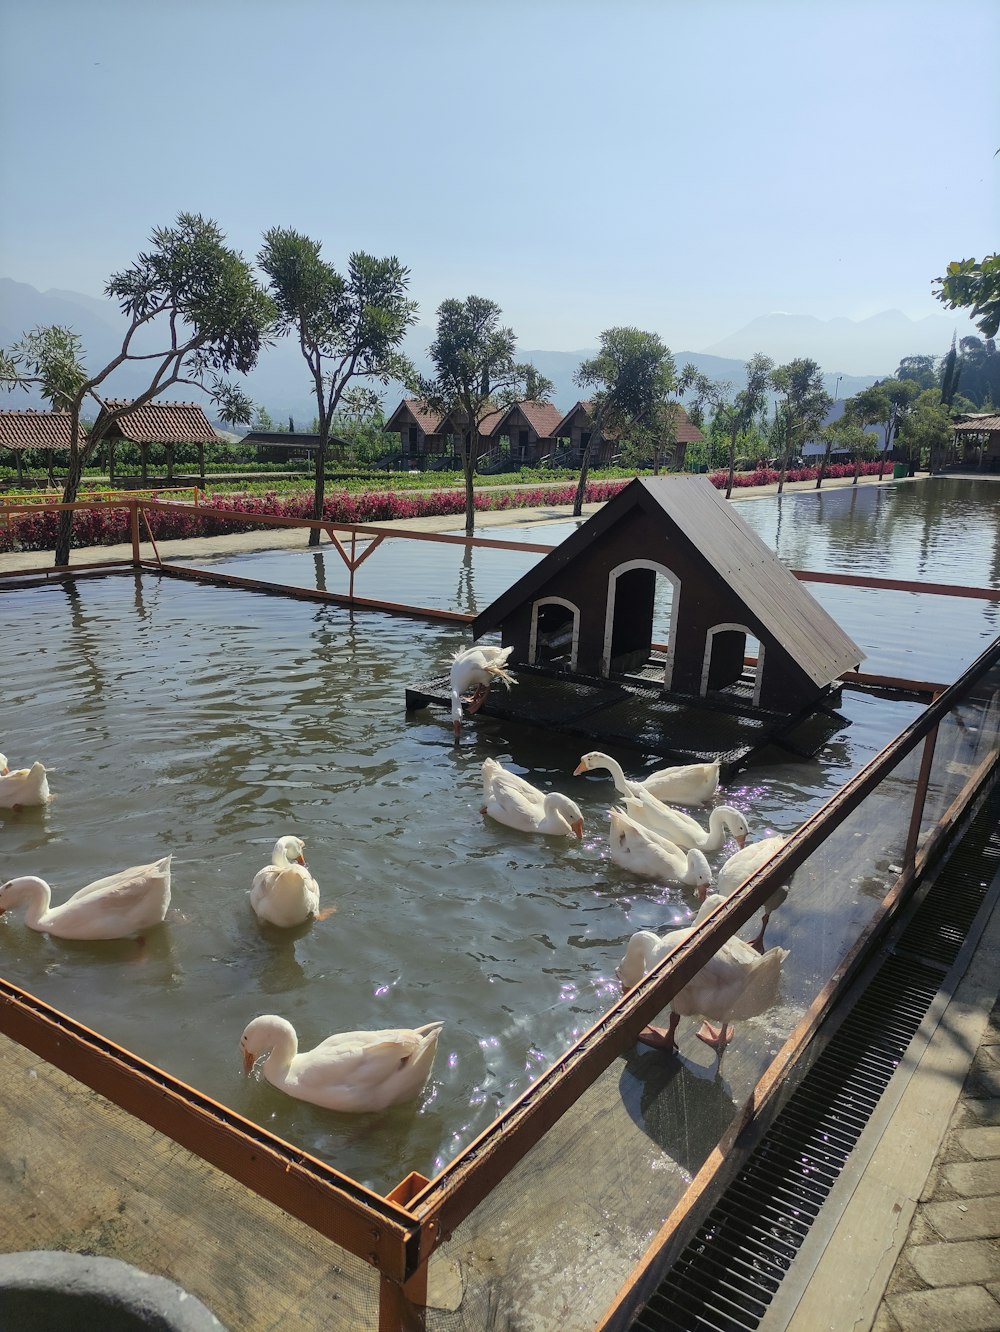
left=91, top=400, right=219, bottom=444
left=953, top=414, right=1000, bottom=434
left=0, top=410, right=77, bottom=451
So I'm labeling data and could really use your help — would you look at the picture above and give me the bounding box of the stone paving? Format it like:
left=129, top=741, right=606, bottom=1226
left=873, top=993, right=1000, bottom=1332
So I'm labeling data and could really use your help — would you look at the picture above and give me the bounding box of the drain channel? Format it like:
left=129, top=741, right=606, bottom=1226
left=630, top=806, right=999, bottom=1332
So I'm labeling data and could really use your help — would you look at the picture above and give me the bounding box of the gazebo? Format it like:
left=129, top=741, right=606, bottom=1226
left=951, top=413, right=1000, bottom=471
left=0, top=409, right=76, bottom=485
left=89, top=400, right=219, bottom=486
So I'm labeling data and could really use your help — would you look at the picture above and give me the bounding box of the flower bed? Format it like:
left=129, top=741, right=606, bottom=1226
left=0, top=464, right=887, bottom=554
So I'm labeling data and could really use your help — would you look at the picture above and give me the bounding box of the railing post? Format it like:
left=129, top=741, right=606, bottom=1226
left=903, top=714, right=940, bottom=869
left=130, top=501, right=141, bottom=566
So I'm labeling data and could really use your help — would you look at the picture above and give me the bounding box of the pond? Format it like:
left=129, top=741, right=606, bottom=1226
left=0, top=477, right=995, bottom=1194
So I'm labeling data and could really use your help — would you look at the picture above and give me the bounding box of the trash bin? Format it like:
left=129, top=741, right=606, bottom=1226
left=892, top=462, right=908, bottom=480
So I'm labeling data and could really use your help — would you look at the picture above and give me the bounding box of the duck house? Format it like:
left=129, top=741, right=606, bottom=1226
left=408, top=476, right=865, bottom=769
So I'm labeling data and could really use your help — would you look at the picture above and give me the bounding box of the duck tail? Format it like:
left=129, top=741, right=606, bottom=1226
left=486, top=663, right=517, bottom=689
left=730, top=946, right=789, bottom=1019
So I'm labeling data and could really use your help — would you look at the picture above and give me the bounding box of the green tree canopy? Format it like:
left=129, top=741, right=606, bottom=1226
left=0, top=212, right=275, bottom=564
left=934, top=254, right=1000, bottom=339
left=572, top=328, right=676, bottom=515
left=417, top=296, right=552, bottom=535
left=257, top=228, right=417, bottom=544
left=769, top=358, right=832, bottom=493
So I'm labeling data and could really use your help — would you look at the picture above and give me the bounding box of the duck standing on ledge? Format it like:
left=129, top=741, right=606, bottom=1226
left=450, top=646, right=517, bottom=739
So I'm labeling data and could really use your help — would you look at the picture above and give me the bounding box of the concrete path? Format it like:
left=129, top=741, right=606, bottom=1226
left=0, top=472, right=894, bottom=576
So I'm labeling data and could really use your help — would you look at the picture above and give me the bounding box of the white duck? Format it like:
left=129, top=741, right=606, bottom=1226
left=622, top=786, right=749, bottom=853
left=250, top=835, right=328, bottom=928
left=608, top=808, right=712, bottom=888
left=240, top=1015, right=444, bottom=1112
left=481, top=760, right=584, bottom=838
left=0, top=856, right=172, bottom=940
left=450, top=645, right=517, bottom=738
left=709, top=835, right=789, bottom=952
left=617, top=892, right=788, bottom=1054
left=0, top=761, right=51, bottom=810
left=574, top=751, right=720, bottom=805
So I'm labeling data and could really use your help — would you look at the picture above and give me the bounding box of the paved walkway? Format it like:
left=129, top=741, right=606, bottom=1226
left=873, top=995, right=1000, bottom=1332
left=0, top=471, right=894, bottom=575
left=762, top=826, right=1000, bottom=1332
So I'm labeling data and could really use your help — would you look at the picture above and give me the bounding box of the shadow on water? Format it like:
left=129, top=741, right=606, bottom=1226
left=618, top=1046, right=737, bottom=1174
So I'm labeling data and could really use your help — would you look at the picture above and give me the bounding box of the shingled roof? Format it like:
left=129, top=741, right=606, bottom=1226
left=953, top=414, right=1000, bottom=432
left=552, top=399, right=704, bottom=443
left=474, top=475, right=863, bottom=689
left=484, top=399, right=564, bottom=439
left=91, top=400, right=219, bottom=444
left=383, top=398, right=445, bottom=435
left=0, top=410, right=78, bottom=451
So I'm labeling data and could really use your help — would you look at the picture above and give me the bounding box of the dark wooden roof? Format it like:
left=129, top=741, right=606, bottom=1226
left=473, top=475, right=864, bottom=687
left=0, top=410, right=77, bottom=451
left=92, top=400, right=218, bottom=444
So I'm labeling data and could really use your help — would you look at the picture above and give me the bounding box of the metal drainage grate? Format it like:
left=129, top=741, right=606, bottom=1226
left=631, top=808, right=999, bottom=1332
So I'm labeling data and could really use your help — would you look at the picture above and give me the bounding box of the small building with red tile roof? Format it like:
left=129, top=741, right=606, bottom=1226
left=553, top=400, right=704, bottom=469
left=383, top=399, right=447, bottom=465
left=481, top=399, right=563, bottom=465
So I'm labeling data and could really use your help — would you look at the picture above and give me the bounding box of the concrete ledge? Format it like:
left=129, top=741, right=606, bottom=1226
left=0, top=1252, right=226, bottom=1331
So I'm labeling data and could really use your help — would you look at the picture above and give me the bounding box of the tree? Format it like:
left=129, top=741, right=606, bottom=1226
left=714, top=352, right=773, bottom=497
left=0, top=213, right=274, bottom=565
left=934, top=253, right=1000, bottom=338
left=952, top=336, right=1000, bottom=408
left=572, top=328, right=676, bottom=516
left=896, top=354, right=939, bottom=392
left=816, top=407, right=876, bottom=487
left=769, top=358, right=832, bottom=494
left=258, top=229, right=417, bottom=546
left=896, top=389, right=954, bottom=472
left=417, top=296, right=552, bottom=536
left=850, top=377, right=919, bottom=479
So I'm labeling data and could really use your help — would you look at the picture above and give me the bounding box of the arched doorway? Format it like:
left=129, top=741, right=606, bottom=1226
left=602, top=560, right=680, bottom=687
left=529, top=597, right=580, bottom=670
left=700, top=623, right=764, bottom=706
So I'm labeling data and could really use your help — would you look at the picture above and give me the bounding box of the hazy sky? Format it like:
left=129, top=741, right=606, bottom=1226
left=1, top=0, right=997, bottom=351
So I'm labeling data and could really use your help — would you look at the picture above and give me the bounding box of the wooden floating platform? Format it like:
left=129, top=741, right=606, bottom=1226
left=405, top=661, right=850, bottom=776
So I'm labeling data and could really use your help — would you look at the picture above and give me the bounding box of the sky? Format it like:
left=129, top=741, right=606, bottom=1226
left=1, top=0, right=998, bottom=353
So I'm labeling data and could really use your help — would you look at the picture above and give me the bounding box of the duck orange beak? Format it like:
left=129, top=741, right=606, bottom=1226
left=241, top=1047, right=254, bottom=1074
left=572, top=761, right=587, bottom=776
left=572, top=818, right=584, bottom=839
left=736, top=833, right=748, bottom=849
left=697, top=884, right=708, bottom=903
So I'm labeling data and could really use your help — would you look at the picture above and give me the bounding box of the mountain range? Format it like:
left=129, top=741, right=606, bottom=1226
left=1, top=278, right=963, bottom=427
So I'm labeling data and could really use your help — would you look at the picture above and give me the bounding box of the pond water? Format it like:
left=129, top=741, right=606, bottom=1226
left=0, top=477, right=995, bottom=1194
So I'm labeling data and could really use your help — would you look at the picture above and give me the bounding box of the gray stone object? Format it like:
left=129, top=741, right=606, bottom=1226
left=0, top=1251, right=226, bottom=1331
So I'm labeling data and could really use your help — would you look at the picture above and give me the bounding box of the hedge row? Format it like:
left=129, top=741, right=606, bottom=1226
left=0, top=463, right=887, bottom=554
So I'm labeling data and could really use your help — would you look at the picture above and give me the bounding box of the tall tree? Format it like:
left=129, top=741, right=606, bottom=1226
left=850, top=377, right=919, bottom=479
left=769, top=358, right=832, bottom=494
left=897, top=389, right=954, bottom=472
left=714, top=352, right=773, bottom=497
left=934, top=253, right=1000, bottom=338
left=0, top=213, right=274, bottom=565
left=896, top=354, right=939, bottom=392
left=572, top=328, right=676, bottom=516
left=417, top=296, right=552, bottom=536
left=258, top=229, right=417, bottom=546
